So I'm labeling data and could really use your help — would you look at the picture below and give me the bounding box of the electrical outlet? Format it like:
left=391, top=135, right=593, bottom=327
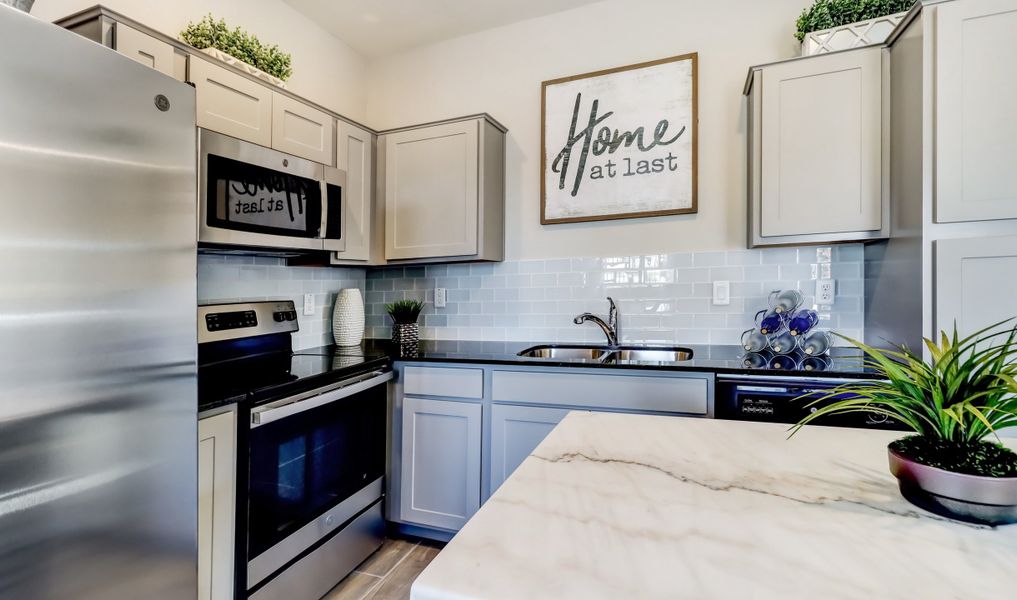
left=712, top=280, right=730, bottom=305
left=303, top=293, right=315, bottom=316
left=816, top=280, right=835, bottom=305
left=434, top=287, right=447, bottom=308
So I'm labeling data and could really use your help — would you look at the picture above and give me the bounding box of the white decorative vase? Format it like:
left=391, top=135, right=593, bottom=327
left=332, top=288, right=365, bottom=347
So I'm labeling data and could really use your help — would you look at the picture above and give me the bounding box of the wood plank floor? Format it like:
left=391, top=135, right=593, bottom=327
left=323, top=538, right=443, bottom=600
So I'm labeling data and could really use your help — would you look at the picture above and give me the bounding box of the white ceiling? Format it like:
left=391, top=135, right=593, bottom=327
left=283, top=0, right=606, bottom=58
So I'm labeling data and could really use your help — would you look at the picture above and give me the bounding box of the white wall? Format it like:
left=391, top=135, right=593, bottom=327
left=366, top=0, right=811, bottom=260
left=33, top=0, right=369, bottom=122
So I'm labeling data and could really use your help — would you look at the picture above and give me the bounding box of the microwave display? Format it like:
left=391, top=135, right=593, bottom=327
left=206, top=154, right=322, bottom=238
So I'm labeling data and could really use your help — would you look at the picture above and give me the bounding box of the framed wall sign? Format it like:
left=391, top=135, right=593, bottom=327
left=541, top=53, right=698, bottom=224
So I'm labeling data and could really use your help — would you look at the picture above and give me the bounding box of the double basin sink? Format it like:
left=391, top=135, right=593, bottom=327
left=518, top=344, right=693, bottom=363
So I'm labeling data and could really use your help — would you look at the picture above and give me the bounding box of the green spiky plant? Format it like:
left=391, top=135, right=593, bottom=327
left=790, top=320, right=1017, bottom=477
left=385, top=300, right=424, bottom=325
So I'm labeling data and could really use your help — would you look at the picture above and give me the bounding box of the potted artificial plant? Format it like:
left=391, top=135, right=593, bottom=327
left=386, top=300, right=424, bottom=347
left=792, top=321, right=1017, bottom=525
left=180, top=15, right=292, bottom=87
left=796, top=0, right=916, bottom=56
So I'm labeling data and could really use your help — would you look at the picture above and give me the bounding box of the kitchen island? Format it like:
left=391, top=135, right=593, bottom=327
left=410, top=414, right=1017, bottom=600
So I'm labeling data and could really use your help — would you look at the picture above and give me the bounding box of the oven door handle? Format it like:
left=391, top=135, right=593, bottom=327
left=251, top=370, right=392, bottom=427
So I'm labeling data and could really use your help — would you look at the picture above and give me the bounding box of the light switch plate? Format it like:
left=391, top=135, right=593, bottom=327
left=816, top=280, right=835, bottom=305
left=434, top=287, right=447, bottom=308
left=712, top=280, right=731, bottom=305
left=303, top=293, right=315, bottom=316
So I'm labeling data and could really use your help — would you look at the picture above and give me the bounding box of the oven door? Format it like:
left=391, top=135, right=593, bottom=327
left=199, top=128, right=326, bottom=252
left=246, top=370, right=390, bottom=589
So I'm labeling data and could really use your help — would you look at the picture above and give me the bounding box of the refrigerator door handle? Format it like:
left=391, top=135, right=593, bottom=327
left=251, top=370, right=391, bottom=427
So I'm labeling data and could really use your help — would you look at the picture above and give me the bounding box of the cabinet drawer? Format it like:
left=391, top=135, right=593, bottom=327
left=404, top=366, right=483, bottom=399
left=492, top=370, right=708, bottom=415
left=190, top=58, right=273, bottom=147
left=272, top=93, right=334, bottom=165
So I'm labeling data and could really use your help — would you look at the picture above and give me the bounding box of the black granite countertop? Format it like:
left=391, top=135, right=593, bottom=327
left=363, top=339, right=877, bottom=379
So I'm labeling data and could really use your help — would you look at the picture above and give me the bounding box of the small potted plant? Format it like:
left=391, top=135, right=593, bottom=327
left=385, top=300, right=424, bottom=347
left=180, top=15, right=292, bottom=87
left=791, top=321, right=1017, bottom=525
left=796, top=0, right=916, bottom=56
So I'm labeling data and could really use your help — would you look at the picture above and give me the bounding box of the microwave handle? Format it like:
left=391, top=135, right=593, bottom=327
left=251, top=370, right=392, bottom=427
left=319, top=178, right=329, bottom=238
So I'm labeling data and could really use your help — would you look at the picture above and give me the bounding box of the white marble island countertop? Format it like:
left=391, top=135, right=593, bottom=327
left=411, top=413, right=1017, bottom=600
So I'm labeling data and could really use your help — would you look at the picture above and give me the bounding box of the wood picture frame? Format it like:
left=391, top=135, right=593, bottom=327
left=540, top=53, right=698, bottom=225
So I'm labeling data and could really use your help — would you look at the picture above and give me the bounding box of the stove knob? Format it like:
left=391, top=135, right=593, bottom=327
left=274, top=312, right=285, bottom=322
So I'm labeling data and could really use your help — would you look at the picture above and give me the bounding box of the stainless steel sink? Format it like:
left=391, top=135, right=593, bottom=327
left=610, top=346, right=694, bottom=362
left=517, top=344, right=693, bottom=363
left=517, top=345, right=613, bottom=360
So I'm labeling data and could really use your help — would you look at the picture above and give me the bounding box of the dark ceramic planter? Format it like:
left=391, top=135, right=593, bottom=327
left=888, top=446, right=1017, bottom=525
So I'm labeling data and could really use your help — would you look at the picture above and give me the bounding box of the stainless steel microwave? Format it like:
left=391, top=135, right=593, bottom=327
left=198, top=128, right=345, bottom=253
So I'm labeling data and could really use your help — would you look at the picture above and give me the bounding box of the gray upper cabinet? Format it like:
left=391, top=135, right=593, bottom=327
left=381, top=116, right=505, bottom=263
left=114, top=22, right=185, bottom=81
left=935, top=235, right=1017, bottom=338
left=189, top=57, right=274, bottom=147
left=746, top=46, right=887, bottom=247
left=271, top=92, right=335, bottom=165
left=399, top=396, right=482, bottom=531
left=490, top=404, right=570, bottom=495
left=934, top=0, right=1017, bottom=223
left=332, top=120, right=378, bottom=264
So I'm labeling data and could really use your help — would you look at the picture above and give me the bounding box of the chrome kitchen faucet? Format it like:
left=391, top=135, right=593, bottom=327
left=574, top=297, right=620, bottom=347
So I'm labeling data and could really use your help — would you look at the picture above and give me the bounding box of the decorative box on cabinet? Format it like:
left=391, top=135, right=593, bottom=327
left=332, top=120, right=381, bottom=264
left=380, top=115, right=505, bottom=263
left=745, top=46, right=888, bottom=247
left=198, top=410, right=236, bottom=600
left=399, top=396, right=482, bottom=531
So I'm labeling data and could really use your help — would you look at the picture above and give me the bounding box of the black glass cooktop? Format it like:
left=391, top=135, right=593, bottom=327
left=198, top=343, right=388, bottom=412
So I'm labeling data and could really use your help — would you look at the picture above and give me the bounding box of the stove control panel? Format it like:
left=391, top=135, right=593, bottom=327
left=198, top=301, right=299, bottom=343
left=205, top=310, right=257, bottom=332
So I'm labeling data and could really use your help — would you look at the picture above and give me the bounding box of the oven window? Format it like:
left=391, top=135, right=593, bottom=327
left=247, top=382, right=385, bottom=559
left=206, top=154, right=322, bottom=238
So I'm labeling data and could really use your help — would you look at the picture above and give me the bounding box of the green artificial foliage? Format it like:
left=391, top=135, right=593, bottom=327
left=385, top=300, right=425, bottom=324
left=180, top=15, right=292, bottom=81
left=795, top=0, right=917, bottom=42
left=790, top=320, right=1017, bottom=476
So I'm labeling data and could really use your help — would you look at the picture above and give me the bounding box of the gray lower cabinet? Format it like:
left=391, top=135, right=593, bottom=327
left=490, top=404, right=571, bottom=495
left=935, top=234, right=1017, bottom=337
left=391, top=363, right=714, bottom=538
left=399, top=396, right=482, bottom=530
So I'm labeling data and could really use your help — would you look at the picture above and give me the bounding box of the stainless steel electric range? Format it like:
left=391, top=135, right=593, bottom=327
left=198, top=301, right=391, bottom=600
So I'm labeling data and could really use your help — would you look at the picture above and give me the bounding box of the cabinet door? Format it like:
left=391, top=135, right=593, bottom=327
left=935, top=235, right=1017, bottom=338
left=334, top=121, right=374, bottom=261
left=271, top=93, right=334, bottom=165
left=490, top=405, right=571, bottom=495
left=759, top=48, right=883, bottom=237
left=935, top=0, right=1017, bottom=223
left=113, top=22, right=179, bottom=80
left=190, top=58, right=273, bottom=147
left=198, top=411, right=236, bottom=600
left=384, top=121, right=479, bottom=260
left=400, top=396, right=481, bottom=530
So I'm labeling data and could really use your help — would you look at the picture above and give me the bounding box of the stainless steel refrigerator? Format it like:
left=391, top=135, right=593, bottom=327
left=0, top=6, right=197, bottom=599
